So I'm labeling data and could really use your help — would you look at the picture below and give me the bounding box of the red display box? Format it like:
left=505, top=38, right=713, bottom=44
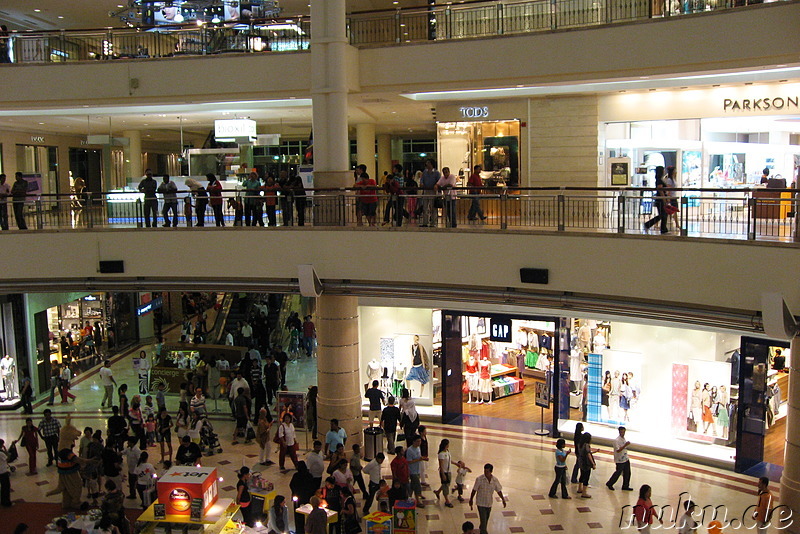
left=157, top=466, right=219, bottom=516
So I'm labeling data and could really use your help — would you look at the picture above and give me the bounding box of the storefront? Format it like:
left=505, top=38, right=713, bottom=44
left=435, top=101, right=527, bottom=187
left=600, top=81, right=800, bottom=189
left=0, top=295, right=27, bottom=410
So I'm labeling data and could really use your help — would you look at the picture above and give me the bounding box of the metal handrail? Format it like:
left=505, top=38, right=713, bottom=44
left=2, top=186, right=796, bottom=243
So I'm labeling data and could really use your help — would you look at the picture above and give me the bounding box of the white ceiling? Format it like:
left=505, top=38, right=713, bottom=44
left=0, top=1, right=431, bottom=31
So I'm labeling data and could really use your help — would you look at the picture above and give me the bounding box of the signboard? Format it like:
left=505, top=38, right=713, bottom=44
left=157, top=466, right=219, bottom=517
left=276, top=391, right=306, bottom=430
left=153, top=503, right=166, bottom=520
left=137, top=297, right=163, bottom=316
left=299, top=165, right=314, bottom=197
left=460, top=106, right=490, bottom=119
left=534, top=380, right=550, bottom=408
left=214, top=119, right=257, bottom=143
left=190, top=497, right=203, bottom=522
left=609, top=158, right=630, bottom=186
left=489, top=318, right=512, bottom=343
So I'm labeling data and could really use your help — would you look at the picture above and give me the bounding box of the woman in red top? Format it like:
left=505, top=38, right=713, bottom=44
left=262, top=176, right=280, bottom=227
left=13, top=418, right=39, bottom=474
left=633, top=484, right=662, bottom=532
left=355, top=166, right=378, bottom=226
left=206, top=173, right=225, bottom=227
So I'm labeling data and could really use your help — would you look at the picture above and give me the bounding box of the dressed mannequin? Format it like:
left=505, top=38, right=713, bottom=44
left=593, top=328, right=607, bottom=352
left=393, top=362, right=408, bottom=398
left=478, top=355, right=492, bottom=404
left=405, top=335, right=430, bottom=397
left=465, top=356, right=479, bottom=403
left=366, top=359, right=382, bottom=389
left=0, top=354, right=17, bottom=399
left=577, top=322, right=592, bottom=352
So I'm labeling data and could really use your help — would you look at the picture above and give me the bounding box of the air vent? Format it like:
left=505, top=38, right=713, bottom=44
left=362, top=98, right=391, bottom=104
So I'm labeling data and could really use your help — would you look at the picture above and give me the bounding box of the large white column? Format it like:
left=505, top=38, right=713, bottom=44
left=377, top=134, right=392, bottom=178
left=356, top=123, right=376, bottom=179
left=310, top=0, right=351, bottom=189
left=316, top=296, right=363, bottom=447
left=781, top=336, right=800, bottom=533
left=123, top=130, right=143, bottom=184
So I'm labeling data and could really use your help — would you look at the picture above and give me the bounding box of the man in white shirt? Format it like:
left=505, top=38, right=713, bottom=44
left=224, top=330, right=234, bottom=346
left=469, top=463, right=506, bottom=534
left=240, top=321, right=253, bottom=347
left=361, top=452, right=385, bottom=515
left=99, top=359, right=117, bottom=409
left=305, top=440, right=325, bottom=488
left=606, top=426, right=633, bottom=491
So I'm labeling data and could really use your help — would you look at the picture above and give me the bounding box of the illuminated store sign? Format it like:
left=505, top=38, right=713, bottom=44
left=723, top=96, right=799, bottom=112
left=489, top=318, right=512, bottom=342
left=214, top=119, right=257, bottom=142
left=460, top=106, right=490, bottom=119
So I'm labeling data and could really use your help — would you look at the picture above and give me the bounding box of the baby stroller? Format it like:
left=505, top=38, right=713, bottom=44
left=199, top=416, right=223, bottom=456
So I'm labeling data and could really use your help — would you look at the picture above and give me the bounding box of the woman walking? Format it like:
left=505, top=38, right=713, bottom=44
left=633, top=484, right=662, bottom=533
left=433, top=439, right=454, bottom=507
left=256, top=407, right=274, bottom=466
left=14, top=418, right=39, bottom=474
left=277, top=413, right=299, bottom=473
left=576, top=432, right=596, bottom=498
left=570, top=423, right=584, bottom=484
left=156, top=408, right=173, bottom=464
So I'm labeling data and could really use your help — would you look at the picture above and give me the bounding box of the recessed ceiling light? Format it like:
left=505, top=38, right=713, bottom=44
left=34, top=8, right=41, bottom=12
left=38, top=122, right=45, bottom=125
left=57, top=16, right=64, bottom=19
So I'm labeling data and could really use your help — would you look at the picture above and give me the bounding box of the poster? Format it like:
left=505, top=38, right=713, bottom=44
left=609, top=158, right=630, bottom=186
left=534, top=380, right=550, bottom=408
left=685, top=360, right=732, bottom=441
left=588, top=350, right=643, bottom=428
left=276, top=391, right=306, bottom=430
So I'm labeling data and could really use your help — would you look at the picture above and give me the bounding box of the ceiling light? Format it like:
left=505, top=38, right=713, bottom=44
left=211, top=15, right=221, bottom=23
left=174, top=12, right=184, bottom=22
left=34, top=9, right=41, bottom=12
left=57, top=16, right=64, bottom=19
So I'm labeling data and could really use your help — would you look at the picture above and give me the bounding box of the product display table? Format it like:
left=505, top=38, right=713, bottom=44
left=45, top=514, right=99, bottom=534
left=137, top=498, right=237, bottom=534
left=296, top=503, right=339, bottom=524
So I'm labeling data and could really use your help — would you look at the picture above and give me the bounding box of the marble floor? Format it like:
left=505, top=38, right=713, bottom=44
left=0, top=344, right=784, bottom=533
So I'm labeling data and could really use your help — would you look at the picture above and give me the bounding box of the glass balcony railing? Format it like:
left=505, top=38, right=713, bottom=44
left=3, top=186, right=798, bottom=244
left=0, top=0, right=777, bottom=64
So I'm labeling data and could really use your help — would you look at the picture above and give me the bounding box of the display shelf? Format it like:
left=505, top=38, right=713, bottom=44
left=521, top=368, right=546, bottom=379
left=489, top=364, right=518, bottom=378
left=138, top=498, right=236, bottom=524
left=491, top=376, right=524, bottom=401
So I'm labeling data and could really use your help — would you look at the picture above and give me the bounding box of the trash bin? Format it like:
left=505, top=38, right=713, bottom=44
left=363, top=426, right=384, bottom=460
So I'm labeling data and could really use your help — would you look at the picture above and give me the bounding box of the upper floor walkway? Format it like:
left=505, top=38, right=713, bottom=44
left=0, top=0, right=791, bottom=64
left=1, top=185, right=799, bottom=334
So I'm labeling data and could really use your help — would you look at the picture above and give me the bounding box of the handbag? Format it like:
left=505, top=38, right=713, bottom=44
left=687, top=413, right=697, bottom=432
left=664, top=203, right=679, bottom=215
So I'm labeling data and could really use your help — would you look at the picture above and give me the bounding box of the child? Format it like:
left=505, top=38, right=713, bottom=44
left=548, top=438, right=571, bottom=499
left=183, top=195, right=193, bottom=227
left=143, top=395, right=155, bottom=420
left=452, top=460, right=472, bottom=502
left=376, top=480, right=390, bottom=513
left=78, top=427, right=93, bottom=458
left=228, top=196, right=243, bottom=226
left=677, top=500, right=698, bottom=534
left=156, top=383, right=166, bottom=412
left=123, top=437, right=142, bottom=499
left=145, top=414, right=157, bottom=447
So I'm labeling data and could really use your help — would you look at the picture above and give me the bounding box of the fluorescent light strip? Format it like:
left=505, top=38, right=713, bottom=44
left=0, top=99, right=313, bottom=117
left=402, top=67, right=800, bottom=101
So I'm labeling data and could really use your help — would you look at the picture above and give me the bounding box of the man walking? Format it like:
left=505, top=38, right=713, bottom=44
left=606, top=426, right=633, bottom=491
left=365, top=380, right=385, bottom=427
left=99, top=359, right=117, bottom=409
left=467, top=165, right=487, bottom=221
left=470, top=463, right=506, bottom=534
left=406, top=435, right=428, bottom=508
left=157, top=174, right=178, bottom=227
left=362, top=452, right=385, bottom=515
left=38, top=408, right=61, bottom=467
left=380, top=396, right=401, bottom=453
left=137, top=169, right=158, bottom=227
left=419, top=159, right=441, bottom=227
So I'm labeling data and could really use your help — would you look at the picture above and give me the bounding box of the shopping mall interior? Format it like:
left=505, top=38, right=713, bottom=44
left=0, top=0, right=799, bottom=533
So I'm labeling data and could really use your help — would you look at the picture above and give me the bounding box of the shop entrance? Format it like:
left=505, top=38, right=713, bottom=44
left=440, top=311, right=560, bottom=428
left=437, top=120, right=520, bottom=187
left=16, top=144, right=59, bottom=195
left=69, top=148, right=103, bottom=196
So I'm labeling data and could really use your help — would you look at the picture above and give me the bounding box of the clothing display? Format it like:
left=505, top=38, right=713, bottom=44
left=465, top=358, right=479, bottom=391
left=405, top=364, right=430, bottom=385
left=366, top=359, right=381, bottom=382
left=492, top=376, right=524, bottom=398
left=478, top=357, right=492, bottom=393
left=0, top=355, right=17, bottom=399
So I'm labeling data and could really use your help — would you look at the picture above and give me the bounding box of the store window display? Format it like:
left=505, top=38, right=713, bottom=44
left=405, top=335, right=431, bottom=397
left=0, top=353, right=18, bottom=400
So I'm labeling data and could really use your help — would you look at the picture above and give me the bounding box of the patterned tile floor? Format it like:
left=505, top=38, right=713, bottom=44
left=0, top=346, right=782, bottom=533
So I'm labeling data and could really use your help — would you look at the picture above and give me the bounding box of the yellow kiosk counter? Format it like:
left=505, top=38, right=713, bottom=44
left=137, top=498, right=238, bottom=534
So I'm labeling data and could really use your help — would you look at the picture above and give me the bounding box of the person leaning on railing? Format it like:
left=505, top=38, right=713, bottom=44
left=0, top=173, right=10, bottom=231
left=11, top=172, right=28, bottom=230
left=206, top=173, right=225, bottom=227
left=138, top=169, right=159, bottom=228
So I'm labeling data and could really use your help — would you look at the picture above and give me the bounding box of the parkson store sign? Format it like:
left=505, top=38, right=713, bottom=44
left=723, top=95, right=799, bottom=111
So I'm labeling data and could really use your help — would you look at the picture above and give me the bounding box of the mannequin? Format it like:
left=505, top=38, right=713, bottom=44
left=465, top=356, right=479, bottom=403
left=405, top=335, right=430, bottom=397
left=366, top=358, right=381, bottom=390
left=478, top=355, right=492, bottom=405
left=593, top=328, right=607, bottom=352
left=0, top=354, right=17, bottom=399
left=577, top=322, right=592, bottom=352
